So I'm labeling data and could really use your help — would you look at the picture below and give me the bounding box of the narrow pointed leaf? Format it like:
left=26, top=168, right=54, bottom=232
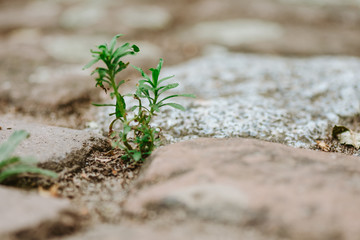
left=158, top=94, right=196, bottom=105
left=83, top=57, right=100, bottom=70
left=130, top=105, right=138, bottom=111
left=0, top=165, right=57, bottom=183
left=132, top=65, right=151, bottom=82
left=92, top=103, right=116, bottom=107
left=0, top=156, right=20, bottom=169
left=158, top=75, right=175, bottom=84
left=109, top=34, right=123, bottom=53
left=117, top=80, right=126, bottom=89
left=0, top=130, right=29, bottom=162
left=157, top=58, right=164, bottom=71
left=158, top=83, right=179, bottom=94
left=161, top=103, right=186, bottom=111
left=150, top=68, right=159, bottom=86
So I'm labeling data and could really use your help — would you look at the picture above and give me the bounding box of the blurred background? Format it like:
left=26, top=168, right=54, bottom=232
left=1, top=0, right=360, bottom=128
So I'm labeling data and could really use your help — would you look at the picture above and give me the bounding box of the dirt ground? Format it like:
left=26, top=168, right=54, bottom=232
left=1, top=0, right=360, bottom=239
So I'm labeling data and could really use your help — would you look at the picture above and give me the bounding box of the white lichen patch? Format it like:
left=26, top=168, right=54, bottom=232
left=93, top=53, right=360, bottom=149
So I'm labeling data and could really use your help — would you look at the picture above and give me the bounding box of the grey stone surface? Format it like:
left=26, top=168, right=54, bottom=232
left=61, top=222, right=280, bottom=240
left=122, top=138, right=360, bottom=240
left=0, top=1, right=60, bottom=29
left=0, top=186, right=78, bottom=240
left=116, top=6, right=172, bottom=30
left=0, top=118, right=110, bottom=170
left=59, top=4, right=106, bottom=29
left=147, top=53, right=359, bottom=149
left=161, top=183, right=249, bottom=223
left=95, top=53, right=360, bottom=149
left=277, top=0, right=360, bottom=7
left=182, top=19, right=284, bottom=47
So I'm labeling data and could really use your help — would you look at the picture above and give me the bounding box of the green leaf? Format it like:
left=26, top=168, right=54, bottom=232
left=130, top=105, right=138, bottom=111
left=157, top=58, right=164, bottom=71
left=158, top=94, right=196, bottom=105
left=112, top=42, right=135, bottom=60
left=109, top=34, right=123, bottom=53
left=132, top=151, right=142, bottom=162
left=116, top=79, right=126, bottom=89
left=150, top=104, right=160, bottom=112
left=123, top=125, right=131, bottom=135
left=115, top=62, right=129, bottom=74
left=139, top=83, right=153, bottom=92
left=161, top=103, right=186, bottom=111
left=132, top=65, right=151, bottom=82
left=158, top=75, right=175, bottom=84
left=179, top=93, right=196, bottom=98
left=158, top=83, right=179, bottom=94
left=0, top=156, right=20, bottom=169
left=0, top=165, right=57, bottom=183
left=83, top=57, right=100, bottom=70
left=150, top=68, right=159, bottom=87
left=92, top=103, right=116, bottom=107
left=115, top=95, right=126, bottom=118
left=0, top=130, right=29, bottom=162
left=132, top=44, right=140, bottom=52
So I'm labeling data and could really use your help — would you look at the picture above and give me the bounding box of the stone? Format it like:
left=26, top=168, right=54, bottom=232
left=59, top=5, right=106, bottom=29
left=0, top=61, right=101, bottom=128
left=123, top=138, right=360, bottom=240
left=182, top=19, right=284, bottom=47
left=0, top=118, right=110, bottom=171
left=277, top=0, right=360, bottom=7
left=42, top=35, right=108, bottom=63
left=142, top=53, right=360, bottom=149
left=116, top=6, right=172, bottom=30
left=61, top=222, right=276, bottom=240
left=160, top=183, right=249, bottom=223
left=0, top=1, right=60, bottom=30
left=0, top=186, right=79, bottom=240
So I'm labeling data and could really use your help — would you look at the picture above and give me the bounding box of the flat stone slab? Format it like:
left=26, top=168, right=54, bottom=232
left=148, top=53, right=360, bottom=149
left=122, top=138, right=360, bottom=240
left=0, top=186, right=79, bottom=240
left=95, top=53, right=360, bottom=149
left=0, top=118, right=110, bottom=170
left=61, top=222, right=277, bottom=240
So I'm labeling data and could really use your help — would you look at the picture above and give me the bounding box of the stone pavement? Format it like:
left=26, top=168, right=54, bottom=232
left=122, top=138, right=360, bottom=240
left=1, top=0, right=360, bottom=239
left=94, top=52, right=360, bottom=150
left=0, top=186, right=79, bottom=240
left=0, top=117, right=110, bottom=170
left=62, top=138, right=360, bottom=240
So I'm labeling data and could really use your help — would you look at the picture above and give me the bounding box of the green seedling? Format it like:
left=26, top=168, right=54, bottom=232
left=0, top=130, right=57, bottom=183
left=84, top=34, right=195, bottom=163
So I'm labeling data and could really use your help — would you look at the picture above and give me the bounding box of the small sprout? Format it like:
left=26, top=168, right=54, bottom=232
left=84, top=34, right=195, bottom=163
left=0, top=130, right=57, bottom=183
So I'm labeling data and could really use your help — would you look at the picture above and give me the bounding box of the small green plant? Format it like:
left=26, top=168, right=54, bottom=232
left=0, top=130, right=57, bottom=183
left=84, top=34, right=195, bottom=163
